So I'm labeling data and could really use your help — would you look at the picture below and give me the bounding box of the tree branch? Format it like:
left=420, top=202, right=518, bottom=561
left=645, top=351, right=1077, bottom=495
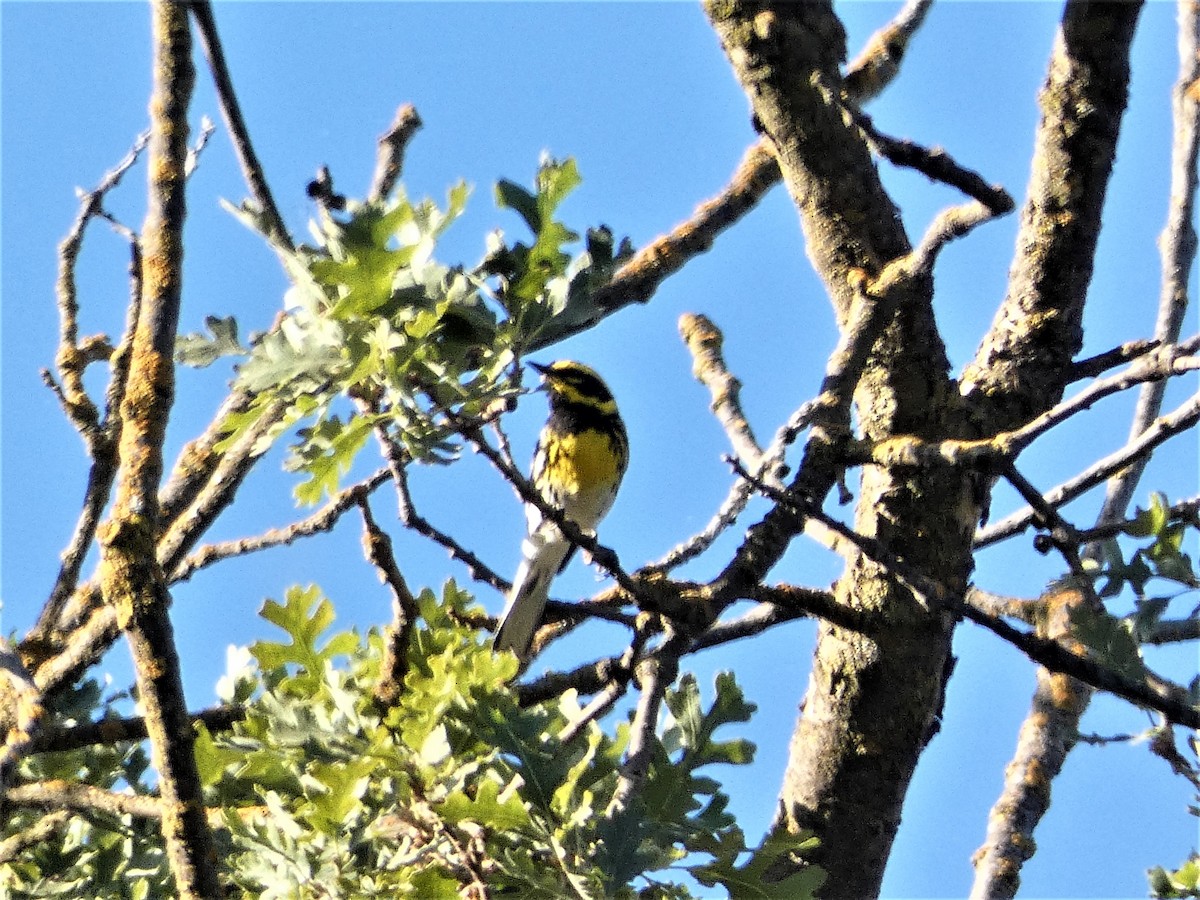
left=977, top=389, right=1200, bottom=546
left=94, top=5, right=219, bottom=894
left=358, top=496, right=421, bottom=708
left=368, top=103, right=423, bottom=202
left=843, top=0, right=933, bottom=104
left=169, top=467, right=389, bottom=583
left=1091, top=0, right=1200, bottom=527
left=190, top=1, right=291, bottom=249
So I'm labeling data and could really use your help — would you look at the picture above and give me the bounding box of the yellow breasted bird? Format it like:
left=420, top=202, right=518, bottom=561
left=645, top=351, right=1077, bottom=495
left=493, top=361, right=629, bottom=662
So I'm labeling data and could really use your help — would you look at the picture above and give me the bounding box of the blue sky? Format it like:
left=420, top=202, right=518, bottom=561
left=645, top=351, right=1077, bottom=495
left=2, top=3, right=1197, bottom=897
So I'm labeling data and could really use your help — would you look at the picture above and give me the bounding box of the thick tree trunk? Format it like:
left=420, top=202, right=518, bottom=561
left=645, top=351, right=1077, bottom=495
left=705, top=1, right=1141, bottom=895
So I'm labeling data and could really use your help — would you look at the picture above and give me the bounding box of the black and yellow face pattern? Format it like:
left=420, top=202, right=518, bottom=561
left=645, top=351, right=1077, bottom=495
left=532, top=360, right=618, bottom=416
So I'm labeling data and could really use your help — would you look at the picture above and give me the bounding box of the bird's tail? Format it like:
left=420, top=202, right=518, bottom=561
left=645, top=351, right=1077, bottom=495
left=493, top=532, right=571, bottom=662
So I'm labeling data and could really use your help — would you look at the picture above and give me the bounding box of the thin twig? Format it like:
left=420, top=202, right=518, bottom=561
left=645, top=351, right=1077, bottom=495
left=977, top=390, right=1200, bottom=547
left=731, top=458, right=1200, bottom=728
left=1091, top=0, right=1200, bottom=527
left=603, top=628, right=688, bottom=821
left=857, top=115, right=1015, bottom=215
left=358, top=496, right=421, bottom=708
left=0, top=810, right=72, bottom=865
left=190, top=1, right=291, bottom=250
left=5, top=779, right=162, bottom=821
left=844, top=0, right=934, bottom=104
left=679, top=312, right=763, bottom=469
left=372, top=416, right=509, bottom=593
left=30, top=705, right=244, bottom=755
left=561, top=140, right=779, bottom=344
left=170, top=468, right=389, bottom=583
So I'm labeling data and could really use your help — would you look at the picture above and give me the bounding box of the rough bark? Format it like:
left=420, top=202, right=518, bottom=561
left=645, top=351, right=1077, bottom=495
left=705, top=1, right=1142, bottom=895
left=94, top=3, right=221, bottom=896
left=705, top=3, right=976, bottom=896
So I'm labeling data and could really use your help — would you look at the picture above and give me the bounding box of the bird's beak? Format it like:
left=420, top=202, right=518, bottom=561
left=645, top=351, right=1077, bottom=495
left=528, top=361, right=551, bottom=390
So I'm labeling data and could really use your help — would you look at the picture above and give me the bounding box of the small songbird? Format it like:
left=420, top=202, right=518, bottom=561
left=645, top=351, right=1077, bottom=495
left=493, top=360, right=629, bottom=662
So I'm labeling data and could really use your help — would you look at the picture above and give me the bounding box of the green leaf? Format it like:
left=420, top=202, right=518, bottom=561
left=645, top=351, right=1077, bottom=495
left=437, top=778, right=531, bottom=831
left=691, top=830, right=825, bottom=900
left=287, top=413, right=374, bottom=505
left=253, top=585, right=358, bottom=683
left=175, top=315, right=245, bottom=368
left=1068, top=604, right=1147, bottom=682
left=495, top=179, right=541, bottom=233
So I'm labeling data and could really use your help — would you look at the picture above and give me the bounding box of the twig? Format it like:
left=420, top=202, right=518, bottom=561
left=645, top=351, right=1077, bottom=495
left=372, top=417, right=509, bottom=593
left=976, top=390, right=1200, bottom=547
left=562, top=139, right=779, bottom=344
left=852, top=336, right=1199, bottom=471
left=998, top=461, right=1086, bottom=575
left=358, top=496, right=420, bottom=708
left=679, top=312, right=763, bottom=469
left=5, top=779, right=162, bottom=821
left=156, top=396, right=289, bottom=578
left=556, top=634, right=647, bottom=744
left=190, top=1, right=291, bottom=250
left=844, top=0, right=934, bottom=104
left=603, top=628, right=688, bottom=822
left=1145, top=617, right=1200, bottom=645
left=170, top=467, right=389, bottom=582
left=0, top=645, right=45, bottom=792
left=30, top=705, right=244, bottom=755
left=517, top=655, right=627, bottom=707
left=184, top=115, right=215, bottom=178
left=1091, top=0, right=1200, bottom=528
left=34, top=140, right=151, bottom=644
left=963, top=586, right=1044, bottom=627
left=732, top=458, right=1200, bottom=728
left=0, top=810, right=71, bottom=865
left=368, top=103, right=423, bottom=202
left=1069, top=337, right=1161, bottom=380
left=856, top=113, right=1015, bottom=215
left=53, top=130, right=149, bottom=437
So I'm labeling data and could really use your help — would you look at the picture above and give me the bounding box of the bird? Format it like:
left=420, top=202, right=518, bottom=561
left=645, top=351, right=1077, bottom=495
left=493, top=360, right=629, bottom=663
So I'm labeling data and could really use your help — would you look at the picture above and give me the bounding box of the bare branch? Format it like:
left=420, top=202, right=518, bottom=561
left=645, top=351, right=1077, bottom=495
left=368, top=103, right=423, bottom=202
left=844, top=0, right=934, bottom=104
left=0, top=811, right=71, bottom=865
left=733, top=459, right=1200, bottom=728
left=5, top=779, right=162, bottom=821
left=170, top=467, right=389, bottom=583
left=358, top=496, right=421, bottom=708
left=0, top=646, right=45, bottom=791
left=190, top=1, right=291, bottom=249
left=1092, top=0, right=1200, bottom=525
left=856, top=114, right=1015, bottom=215
left=30, top=705, right=244, bottom=755
left=969, top=588, right=1093, bottom=899
left=679, top=312, right=763, bottom=470
left=1144, top=617, right=1200, bottom=645
left=603, top=628, right=687, bottom=822
left=95, top=5, right=219, bottom=893
left=977, top=389, right=1200, bottom=547
left=554, top=139, right=779, bottom=344
left=1069, top=337, right=1161, bottom=381
left=371, top=416, right=509, bottom=593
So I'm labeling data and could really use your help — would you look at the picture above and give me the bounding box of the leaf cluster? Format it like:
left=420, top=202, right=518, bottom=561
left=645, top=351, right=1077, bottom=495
left=3, top=681, right=168, bottom=899
left=179, top=157, right=632, bottom=505
left=4, top=581, right=821, bottom=898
